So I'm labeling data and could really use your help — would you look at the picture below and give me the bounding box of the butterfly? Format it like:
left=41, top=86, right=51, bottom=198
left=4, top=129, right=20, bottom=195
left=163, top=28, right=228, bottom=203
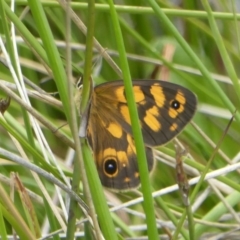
left=76, top=80, right=197, bottom=190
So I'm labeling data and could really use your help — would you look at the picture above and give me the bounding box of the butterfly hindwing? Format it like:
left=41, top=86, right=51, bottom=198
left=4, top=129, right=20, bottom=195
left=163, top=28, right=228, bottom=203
left=86, top=80, right=197, bottom=190
left=87, top=112, right=154, bottom=189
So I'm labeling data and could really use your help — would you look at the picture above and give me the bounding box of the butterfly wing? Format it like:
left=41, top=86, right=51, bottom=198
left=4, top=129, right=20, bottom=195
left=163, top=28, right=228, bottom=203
left=87, top=108, right=154, bottom=189
left=92, top=80, right=197, bottom=146
left=86, top=80, right=197, bottom=190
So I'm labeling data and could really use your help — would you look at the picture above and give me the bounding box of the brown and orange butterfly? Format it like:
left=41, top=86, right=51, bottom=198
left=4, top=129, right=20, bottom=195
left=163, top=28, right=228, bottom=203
left=76, top=80, right=197, bottom=190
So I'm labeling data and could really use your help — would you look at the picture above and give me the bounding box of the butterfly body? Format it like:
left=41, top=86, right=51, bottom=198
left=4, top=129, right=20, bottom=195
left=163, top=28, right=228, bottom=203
left=80, top=80, right=197, bottom=190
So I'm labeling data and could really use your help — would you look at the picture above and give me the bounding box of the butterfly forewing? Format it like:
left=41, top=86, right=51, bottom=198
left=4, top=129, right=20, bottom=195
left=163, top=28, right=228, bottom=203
left=93, top=80, right=197, bottom=146
left=133, top=80, right=197, bottom=146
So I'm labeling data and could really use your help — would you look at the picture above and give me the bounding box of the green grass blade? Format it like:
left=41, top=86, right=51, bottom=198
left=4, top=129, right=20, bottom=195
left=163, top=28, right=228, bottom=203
left=107, top=1, right=159, bottom=239
left=146, top=0, right=240, bottom=122
left=26, top=0, right=71, bottom=121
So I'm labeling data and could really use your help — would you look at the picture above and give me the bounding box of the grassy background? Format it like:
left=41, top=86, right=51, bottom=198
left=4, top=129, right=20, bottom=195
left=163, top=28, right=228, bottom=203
left=0, top=1, right=240, bottom=239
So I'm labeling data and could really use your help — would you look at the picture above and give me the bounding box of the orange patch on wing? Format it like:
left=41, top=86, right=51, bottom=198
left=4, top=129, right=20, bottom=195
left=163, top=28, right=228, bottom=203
left=106, top=122, right=123, bottom=138
left=168, top=108, right=178, bottom=119
left=127, top=134, right=136, bottom=155
left=144, top=106, right=161, bottom=131
left=117, top=151, right=128, bottom=162
left=114, top=86, right=127, bottom=102
left=134, top=172, right=139, bottom=178
left=103, top=148, right=116, bottom=158
left=124, top=177, right=131, bottom=183
left=175, top=91, right=186, bottom=104
left=170, top=123, right=178, bottom=131
left=120, top=105, right=131, bottom=125
left=150, top=84, right=165, bottom=107
left=133, top=86, right=145, bottom=103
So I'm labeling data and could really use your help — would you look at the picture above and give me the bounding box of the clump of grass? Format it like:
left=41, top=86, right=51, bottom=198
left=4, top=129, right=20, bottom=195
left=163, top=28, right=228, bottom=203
left=0, top=1, right=239, bottom=239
